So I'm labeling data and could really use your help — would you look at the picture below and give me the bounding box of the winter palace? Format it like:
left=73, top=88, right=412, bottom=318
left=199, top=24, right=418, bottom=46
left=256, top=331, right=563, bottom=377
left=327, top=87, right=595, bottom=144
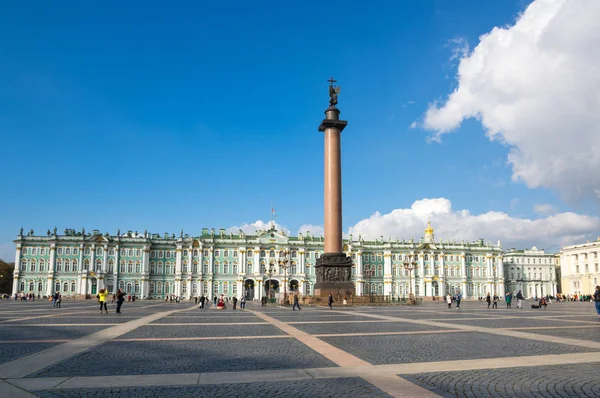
left=12, top=222, right=544, bottom=300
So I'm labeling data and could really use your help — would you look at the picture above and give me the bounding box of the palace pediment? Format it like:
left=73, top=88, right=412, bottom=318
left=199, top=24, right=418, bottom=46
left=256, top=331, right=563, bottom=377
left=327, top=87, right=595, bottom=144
left=86, top=234, right=112, bottom=243
left=257, top=229, right=289, bottom=245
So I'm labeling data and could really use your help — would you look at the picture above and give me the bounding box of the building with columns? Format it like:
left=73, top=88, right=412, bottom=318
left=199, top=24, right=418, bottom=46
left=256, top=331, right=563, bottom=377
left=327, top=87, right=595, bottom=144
left=559, top=237, right=600, bottom=296
left=502, top=247, right=558, bottom=298
left=12, top=223, right=505, bottom=300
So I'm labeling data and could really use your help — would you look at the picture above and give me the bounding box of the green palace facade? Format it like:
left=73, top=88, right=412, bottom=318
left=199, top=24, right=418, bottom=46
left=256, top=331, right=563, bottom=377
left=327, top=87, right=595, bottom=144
left=12, top=223, right=505, bottom=300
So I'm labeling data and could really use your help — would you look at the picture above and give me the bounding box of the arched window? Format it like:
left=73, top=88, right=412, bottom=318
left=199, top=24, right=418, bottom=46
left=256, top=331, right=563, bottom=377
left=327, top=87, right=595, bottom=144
left=156, top=282, right=163, bottom=294
left=54, top=281, right=60, bottom=292
left=56, top=259, right=63, bottom=272
left=29, top=281, right=34, bottom=291
left=166, top=262, right=172, bottom=274
left=424, top=254, right=429, bottom=261
left=192, top=283, right=198, bottom=295
left=119, top=260, right=126, bottom=273
left=39, top=259, right=45, bottom=272
left=203, top=282, right=208, bottom=294
left=290, top=262, right=297, bottom=274
left=270, top=250, right=275, bottom=258
left=95, top=258, right=102, bottom=272
left=203, top=262, right=208, bottom=273
left=223, top=282, right=229, bottom=294
left=182, top=262, right=188, bottom=273
left=20, top=281, right=25, bottom=291
left=21, top=259, right=27, bottom=272
left=30, top=260, right=37, bottom=272
left=224, top=262, right=229, bottom=274
left=260, top=262, right=266, bottom=273
left=38, top=281, right=43, bottom=291
left=182, top=283, right=187, bottom=294
left=213, top=262, right=219, bottom=275
left=63, top=282, right=68, bottom=291
left=149, top=283, right=155, bottom=294
left=166, top=251, right=172, bottom=259
left=84, top=248, right=90, bottom=255
left=135, top=281, right=140, bottom=294
left=71, top=282, right=76, bottom=292
left=108, top=260, right=114, bottom=273
left=193, top=250, right=198, bottom=257
left=129, top=249, right=133, bottom=257
left=126, top=282, right=133, bottom=294
left=150, top=261, right=156, bottom=274
left=377, top=265, right=383, bottom=277
left=193, top=261, right=198, bottom=273
left=128, top=261, right=134, bottom=273
left=233, top=262, right=238, bottom=274
left=248, top=250, right=253, bottom=257
left=224, top=250, right=229, bottom=257
left=135, top=261, right=141, bottom=274
left=64, top=260, right=70, bottom=272
left=260, top=250, right=265, bottom=257
left=165, top=282, right=170, bottom=294
left=247, top=261, right=253, bottom=274
left=292, top=251, right=297, bottom=258
left=119, top=280, right=125, bottom=290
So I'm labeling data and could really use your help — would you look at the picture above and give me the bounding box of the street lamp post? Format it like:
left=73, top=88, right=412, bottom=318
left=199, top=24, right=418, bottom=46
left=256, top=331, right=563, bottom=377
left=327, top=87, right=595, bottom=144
left=267, top=264, right=274, bottom=300
left=278, top=251, right=289, bottom=305
left=403, top=260, right=417, bottom=304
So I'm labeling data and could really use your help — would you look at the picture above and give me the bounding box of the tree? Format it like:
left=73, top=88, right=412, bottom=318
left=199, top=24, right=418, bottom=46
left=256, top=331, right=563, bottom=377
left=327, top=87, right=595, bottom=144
left=0, top=260, right=14, bottom=294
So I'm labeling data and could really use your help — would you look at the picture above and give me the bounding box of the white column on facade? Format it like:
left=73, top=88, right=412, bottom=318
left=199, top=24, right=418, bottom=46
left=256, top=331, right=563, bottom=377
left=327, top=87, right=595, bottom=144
left=102, top=246, right=108, bottom=272
left=90, top=246, right=96, bottom=272
left=188, top=247, right=193, bottom=275
left=497, top=256, right=505, bottom=296
left=175, top=247, right=183, bottom=296
left=47, top=245, right=56, bottom=296
left=12, top=244, right=22, bottom=295
left=357, top=251, right=363, bottom=276
left=253, top=248, right=260, bottom=276
left=141, top=248, right=149, bottom=298
left=209, top=247, right=215, bottom=274
left=299, top=249, right=306, bottom=274
left=238, top=249, right=244, bottom=276
left=383, top=251, right=392, bottom=296
left=418, top=253, right=424, bottom=297
left=236, top=279, right=243, bottom=298
left=461, top=253, right=467, bottom=298
left=255, top=278, right=262, bottom=300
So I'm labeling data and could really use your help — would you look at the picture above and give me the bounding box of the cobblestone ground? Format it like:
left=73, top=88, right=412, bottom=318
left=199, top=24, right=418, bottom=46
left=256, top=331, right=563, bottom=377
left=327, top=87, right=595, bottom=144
left=34, top=377, right=392, bottom=398
left=404, top=362, right=600, bottom=398
left=1, top=299, right=599, bottom=397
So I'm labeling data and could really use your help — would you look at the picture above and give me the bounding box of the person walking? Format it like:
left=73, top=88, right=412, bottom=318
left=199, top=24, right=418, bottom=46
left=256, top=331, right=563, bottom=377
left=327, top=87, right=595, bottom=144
left=213, top=296, right=218, bottom=306
left=455, top=291, right=462, bottom=309
left=116, top=289, right=125, bottom=313
left=446, top=294, right=452, bottom=309
left=52, top=291, right=59, bottom=308
left=98, top=289, right=108, bottom=314
left=240, top=295, right=246, bottom=310
left=593, top=285, right=600, bottom=319
left=194, top=296, right=198, bottom=305
left=232, top=296, right=238, bottom=310
left=328, top=294, right=333, bottom=309
left=516, top=290, right=524, bottom=309
left=492, top=294, right=498, bottom=309
left=199, top=295, right=205, bottom=309
left=56, top=292, right=62, bottom=308
left=486, top=293, right=492, bottom=309
left=292, top=294, right=301, bottom=311
left=505, top=292, right=512, bottom=308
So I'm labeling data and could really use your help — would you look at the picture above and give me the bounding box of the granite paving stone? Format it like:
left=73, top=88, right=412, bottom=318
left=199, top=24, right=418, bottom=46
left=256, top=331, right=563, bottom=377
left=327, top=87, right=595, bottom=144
left=403, top=362, right=600, bottom=398
left=120, top=324, right=285, bottom=338
left=151, top=316, right=266, bottom=324
left=12, top=317, right=132, bottom=325
left=293, top=321, right=452, bottom=335
left=320, top=332, right=598, bottom=365
left=0, top=343, right=59, bottom=364
left=0, top=326, right=107, bottom=340
left=434, top=317, right=561, bottom=329
left=34, top=377, right=392, bottom=398
left=30, top=338, right=337, bottom=377
left=523, top=327, right=600, bottom=343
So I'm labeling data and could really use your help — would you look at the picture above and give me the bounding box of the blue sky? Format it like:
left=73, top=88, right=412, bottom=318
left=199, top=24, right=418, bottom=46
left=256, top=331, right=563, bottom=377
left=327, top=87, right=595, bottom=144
left=1, top=0, right=598, bottom=261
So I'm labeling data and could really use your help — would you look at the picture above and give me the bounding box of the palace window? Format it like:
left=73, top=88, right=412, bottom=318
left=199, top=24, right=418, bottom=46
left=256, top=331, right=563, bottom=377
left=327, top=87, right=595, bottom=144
left=63, top=282, right=69, bottom=292
left=223, top=282, right=229, bottom=294
left=150, top=261, right=156, bottom=274
left=95, top=259, right=102, bottom=272
left=135, top=261, right=141, bottom=274
left=166, top=251, right=171, bottom=259
left=182, top=283, right=187, bottom=294
left=109, top=248, right=114, bottom=256
left=157, top=282, right=163, bottom=294
left=193, top=261, right=198, bottom=273
left=39, top=259, right=45, bottom=272
left=165, top=283, right=170, bottom=294
left=203, top=282, right=209, bottom=294
left=192, top=283, right=198, bottom=295
left=204, top=250, right=209, bottom=257
left=56, top=259, right=63, bottom=272
left=203, top=262, right=209, bottom=273
left=135, top=282, right=140, bottom=294
left=233, top=262, right=238, bottom=274
left=290, top=262, right=297, bottom=274
left=149, top=283, right=155, bottom=294
left=224, top=262, right=229, bottom=274
left=64, top=260, right=70, bottom=272
left=54, top=282, right=60, bottom=292
left=270, top=250, right=275, bottom=258
left=119, top=260, right=125, bottom=273
left=224, top=250, right=229, bottom=257
left=158, top=251, right=164, bottom=258
left=233, top=250, right=238, bottom=257
left=128, top=249, right=134, bottom=257
left=166, top=262, right=172, bottom=274
left=30, top=260, right=37, bottom=272
left=96, top=248, right=102, bottom=256
left=182, top=263, right=188, bottom=273
left=215, top=250, right=220, bottom=257
left=248, top=250, right=253, bottom=256
left=120, top=249, right=125, bottom=256
left=57, top=248, right=63, bottom=255
left=183, top=250, right=188, bottom=257
left=136, top=250, right=141, bottom=257
left=247, top=261, right=253, bottom=274
left=214, top=262, right=219, bottom=275
left=128, top=261, right=133, bottom=273
left=260, top=263, right=266, bottom=273
left=108, top=260, right=114, bottom=273
left=194, top=250, right=199, bottom=257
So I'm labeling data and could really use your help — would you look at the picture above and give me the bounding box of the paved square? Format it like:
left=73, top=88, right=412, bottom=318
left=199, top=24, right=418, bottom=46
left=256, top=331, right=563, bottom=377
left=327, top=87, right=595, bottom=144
left=1, top=299, right=599, bottom=397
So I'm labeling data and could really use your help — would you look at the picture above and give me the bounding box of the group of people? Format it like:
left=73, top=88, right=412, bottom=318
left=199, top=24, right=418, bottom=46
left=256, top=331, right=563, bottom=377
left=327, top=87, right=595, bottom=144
left=445, top=292, right=463, bottom=309
left=97, top=288, right=126, bottom=313
left=195, top=294, right=247, bottom=310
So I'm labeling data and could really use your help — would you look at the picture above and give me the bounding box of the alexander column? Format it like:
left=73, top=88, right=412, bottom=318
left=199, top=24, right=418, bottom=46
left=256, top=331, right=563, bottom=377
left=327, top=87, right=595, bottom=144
left=314, top=78, right=355, bottom=298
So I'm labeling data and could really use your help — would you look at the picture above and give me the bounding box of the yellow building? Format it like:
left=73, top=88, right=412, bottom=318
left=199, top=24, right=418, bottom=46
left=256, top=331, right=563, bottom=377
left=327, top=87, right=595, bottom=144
left=559, top=237, right=600, bottom=296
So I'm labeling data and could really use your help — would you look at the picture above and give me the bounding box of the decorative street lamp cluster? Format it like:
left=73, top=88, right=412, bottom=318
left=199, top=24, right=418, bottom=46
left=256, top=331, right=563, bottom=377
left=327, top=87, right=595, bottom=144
left=363, top=265, right=375, bottom=303
left=403, top=259, right=417, bottom=303
left=278, top=250, right=289, bottom=304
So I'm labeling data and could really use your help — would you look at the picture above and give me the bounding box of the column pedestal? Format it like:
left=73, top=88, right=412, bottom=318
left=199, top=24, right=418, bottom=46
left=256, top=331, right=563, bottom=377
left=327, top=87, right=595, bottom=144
left=314, top=253, right=354, bottom=298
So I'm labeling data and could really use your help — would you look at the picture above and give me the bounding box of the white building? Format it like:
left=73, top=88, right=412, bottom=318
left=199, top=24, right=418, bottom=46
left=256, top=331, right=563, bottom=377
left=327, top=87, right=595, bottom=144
left=503, top=246, right=557, bottom=298
left=560, top=238, right=600, bottom=296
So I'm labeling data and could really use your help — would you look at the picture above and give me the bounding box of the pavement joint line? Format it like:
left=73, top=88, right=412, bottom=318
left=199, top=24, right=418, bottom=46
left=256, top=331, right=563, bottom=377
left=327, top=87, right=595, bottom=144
left=113, top=335, right=292, bottom=342
left=247, top=309, right=370, bottom=368
left=1, top=324, right=119, bottom=327
left=0, top=307, right=191, bottom=379
left=0, top=340, right=73, bottom=344
left=247, top=309, right=440, bottom=396
left=333, top=309, right=600, bottom=350
left=9, top=351, right=600, bottom=392
left=0, top=311, right=95, bottom=324
left=0, top=379, right=39, bottom=398
left=146, top=322, right=267, bottom=326
left=311, top=330, right=467, bottom=338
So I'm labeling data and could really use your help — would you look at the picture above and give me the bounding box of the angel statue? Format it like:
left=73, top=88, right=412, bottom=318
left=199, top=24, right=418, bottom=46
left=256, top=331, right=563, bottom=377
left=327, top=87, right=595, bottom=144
left=328, top=77, right=340, bottom=106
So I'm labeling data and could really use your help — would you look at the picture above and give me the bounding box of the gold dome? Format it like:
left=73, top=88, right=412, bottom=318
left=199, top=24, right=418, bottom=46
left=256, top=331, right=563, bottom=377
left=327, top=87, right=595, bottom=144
left=425, top=220, right=434, bottom=235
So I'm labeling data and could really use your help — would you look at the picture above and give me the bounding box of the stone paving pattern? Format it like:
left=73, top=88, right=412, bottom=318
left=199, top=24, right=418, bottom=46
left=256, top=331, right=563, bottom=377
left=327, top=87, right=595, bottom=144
left=320, top=331, right=596, bottom=364
left=30, top=338, right=336, bottom=377
left=34, top=377, right=392, bottom=398
left=404, top=362, right=600, bottom=398
left=1, top=299, right=600, bottom=397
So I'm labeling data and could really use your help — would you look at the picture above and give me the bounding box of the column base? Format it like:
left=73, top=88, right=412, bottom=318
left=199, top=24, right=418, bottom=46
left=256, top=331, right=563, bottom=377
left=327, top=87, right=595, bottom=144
left=314, top=252, right=355, bottom=298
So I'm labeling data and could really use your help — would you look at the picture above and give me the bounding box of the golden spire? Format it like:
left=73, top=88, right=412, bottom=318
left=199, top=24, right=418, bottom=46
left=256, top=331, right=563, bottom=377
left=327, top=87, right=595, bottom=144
left=425, top=220, right=434, bottom=235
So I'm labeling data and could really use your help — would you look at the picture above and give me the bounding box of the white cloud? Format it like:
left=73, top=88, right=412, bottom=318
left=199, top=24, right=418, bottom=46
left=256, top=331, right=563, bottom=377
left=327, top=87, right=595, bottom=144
left=533, top=203, right=556, bottom=216
left=226, top=220, right=290, bottom=236
left=298, top=224, right=324, bottom=238
left=347, top=198, right=599, bottom=251
left=0, top=243, right=14, bottom=263
left=423, top=0, right=600, bottom=202
left=448, top=37, right=470, bottom=62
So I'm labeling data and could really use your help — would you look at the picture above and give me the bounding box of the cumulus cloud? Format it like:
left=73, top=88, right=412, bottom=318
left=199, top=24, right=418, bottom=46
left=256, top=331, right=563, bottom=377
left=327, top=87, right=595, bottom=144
left=423, top=0, right=600, bottom=202
left=226, top=220, right=290, bottom=236
left=533, top=203, right=557, bottom=216
left=298, top=224, right=324, bottom=237
left=347, top=198, right=599, bottom=251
